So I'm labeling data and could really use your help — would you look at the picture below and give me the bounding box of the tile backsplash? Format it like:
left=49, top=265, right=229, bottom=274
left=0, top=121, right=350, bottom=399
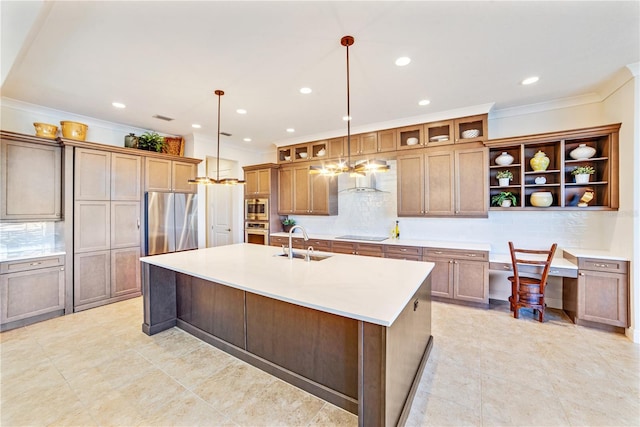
left=0, top=222, right=63, bottom=256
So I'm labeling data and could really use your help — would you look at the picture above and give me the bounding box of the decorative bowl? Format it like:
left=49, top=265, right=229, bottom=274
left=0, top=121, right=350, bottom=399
left=33, top=122, right=58, bottom=139
left=429, top=135, right=449, bottom=142
left=299, top=152, right=308, bottom=158
left=406, top=137, right=419, bottom=146
left=284, top=155, right=291, bottom=161
left=317, top=149, right=326, bottom=157
left=60, top=121, right=88, bottom=141
left=461, top=129, right=480, bottom=139
left=530, top=191, right=553, bottom=207
left=569, top=144, right=596, bottom=160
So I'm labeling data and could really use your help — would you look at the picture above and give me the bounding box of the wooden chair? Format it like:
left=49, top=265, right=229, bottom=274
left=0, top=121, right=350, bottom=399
left=507, top=242, right=557, bottom=322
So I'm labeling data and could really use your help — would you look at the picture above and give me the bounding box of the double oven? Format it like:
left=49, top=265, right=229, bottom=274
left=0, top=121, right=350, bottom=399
left=244, top=198, right=270, bottom=245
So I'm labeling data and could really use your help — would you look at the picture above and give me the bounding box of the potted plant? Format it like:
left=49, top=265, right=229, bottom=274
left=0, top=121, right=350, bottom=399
left=496, top=170, right=513, bottom=187
left=491, top=191, right=517, bottom=208
left=137, top=131, right=166, bottom=152
left=571, top=165, right=595, bottom=184
left=282, top=217, right=296, bottom=232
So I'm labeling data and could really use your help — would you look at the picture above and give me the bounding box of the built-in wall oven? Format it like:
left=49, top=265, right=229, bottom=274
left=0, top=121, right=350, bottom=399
left=245, top=221, right=269, bottom=245
left=245, top=198, right=268, bottom=221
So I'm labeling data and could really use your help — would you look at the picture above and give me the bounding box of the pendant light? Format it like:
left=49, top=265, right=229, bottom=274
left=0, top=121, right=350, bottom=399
left=189, top=90, right=245, bottom=185
left=310, top=36, right=389, bottom=176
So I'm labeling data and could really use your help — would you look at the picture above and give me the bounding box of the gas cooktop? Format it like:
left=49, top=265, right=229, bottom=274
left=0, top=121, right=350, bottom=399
left=335, top=235, right=388, bottom=242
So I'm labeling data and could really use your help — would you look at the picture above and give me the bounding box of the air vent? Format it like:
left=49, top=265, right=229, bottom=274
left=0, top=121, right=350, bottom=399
left=220, top=132, right=232, bottom=136
left=152, top=114, right=174, bottom=122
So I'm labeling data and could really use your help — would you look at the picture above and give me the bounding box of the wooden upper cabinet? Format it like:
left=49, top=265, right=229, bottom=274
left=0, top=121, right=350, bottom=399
left=293, top=165, right=310, bottom=214
left=357, top=132, right=378, bottom=155
left=377, top=130, right=397, bottom=153
left=172, top=161, right=197, bottom=193
left=278, top=167, right=294, bottom=214
left=75, top=148, right=110, bottom=201
left=74, top=201, right=110, bottom=253
left=244, top=170, right=259, bottom=194
left=455, top=147, right=488, bottom=216
left=0, top=136, right=61, bottom=220
left=145, top=158, right=196, bottom=193
left=396, top=125, right=424, bottom=151
left=110, top=201, right=141, bottom=249
left=245, top=168, right=271, bottom=195
left=328, top=137, right=345, bottom=158
left=397, top=153, right=425, bottom=216
left=424, top=150, right=455, bottom=216
left=145, top=158, right=172, bottom=192
left=277, top=146, right=293, bottom=164
left=111, top=153, right=141, bottom=201
left=293, top=143, right=310, bottom=162
left=309, top=140, right=329, bottom=160
left=425, top=120, right=454, bottom=147
left=453, top=114, right=487, bottom=143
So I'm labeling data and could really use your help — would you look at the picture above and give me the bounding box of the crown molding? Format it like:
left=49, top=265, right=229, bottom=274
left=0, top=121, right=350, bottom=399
left=489, top=93, right=601, bottom=120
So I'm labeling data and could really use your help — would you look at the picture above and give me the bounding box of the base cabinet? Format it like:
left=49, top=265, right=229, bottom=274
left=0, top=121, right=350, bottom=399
left=424, top=248, right=488, bottom=304
left=0, top=257, right=65, bottom=329
left=563, top=255, right=629, bottom=328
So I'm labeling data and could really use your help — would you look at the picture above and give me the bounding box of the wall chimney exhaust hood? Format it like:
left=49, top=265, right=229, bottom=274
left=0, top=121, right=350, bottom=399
left=340, top=172, right=387, bottom=193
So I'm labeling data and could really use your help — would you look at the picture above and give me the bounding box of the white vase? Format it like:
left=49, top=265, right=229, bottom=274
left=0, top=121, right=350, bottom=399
left=570, top=144, right=596, bottom=160
left=534, top=176, right=547, bottom=185
left=495, top=152, right=514, bottom=166
left=501, top=199, right=512, bottom=208
left=499, top=178, right=510, bottom=187
left=574, top=174, right=590, bottom=184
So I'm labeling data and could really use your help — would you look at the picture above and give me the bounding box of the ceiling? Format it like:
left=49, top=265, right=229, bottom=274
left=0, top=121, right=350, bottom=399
left=2, top=1, right=639, bottom=152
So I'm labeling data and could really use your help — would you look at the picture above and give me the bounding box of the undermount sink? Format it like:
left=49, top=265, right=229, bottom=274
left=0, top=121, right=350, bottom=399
left=274, top=252, right=332, bottom=261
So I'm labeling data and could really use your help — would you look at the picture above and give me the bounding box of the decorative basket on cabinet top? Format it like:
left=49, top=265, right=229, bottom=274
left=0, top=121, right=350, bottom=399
left=33, top=122, right=58, bottom=139
left=60, top=121, right=88, bottom=141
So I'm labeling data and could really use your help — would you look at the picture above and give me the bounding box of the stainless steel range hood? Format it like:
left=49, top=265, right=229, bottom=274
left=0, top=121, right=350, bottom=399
left=340, top=173, right=387, bottom=193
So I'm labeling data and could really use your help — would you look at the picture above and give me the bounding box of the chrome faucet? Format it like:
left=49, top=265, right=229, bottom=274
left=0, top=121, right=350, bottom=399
left=288, top=225, right=309, bottom=260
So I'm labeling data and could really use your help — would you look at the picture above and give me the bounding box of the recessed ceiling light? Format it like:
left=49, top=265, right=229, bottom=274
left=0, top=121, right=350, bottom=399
left=112, top=102, right=126, bottom=109
left=236, top=109, right=247, bottom=114
left=342, top=116, right=352, bottom=121
left=192, top=124, right=201, bottom=129
left=395, top=57, right=411, bottom=66
left=243, top=138, right=252, bottom=142
left=286, top=128, right=295, bottom=133
left=521, top=76, right=540, bottom=85
left=418, top=99, right=431, bottom=106
left=300, top=87, right=312, bottom=94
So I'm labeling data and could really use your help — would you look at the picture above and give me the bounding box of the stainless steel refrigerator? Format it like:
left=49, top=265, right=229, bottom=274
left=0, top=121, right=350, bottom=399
left=145, top=192, right=198, bottom=255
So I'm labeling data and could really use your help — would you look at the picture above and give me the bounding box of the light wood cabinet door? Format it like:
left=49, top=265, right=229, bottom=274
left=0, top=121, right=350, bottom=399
left=75, top=148, right=110, bottom=201
left=145, top=158, right=172, bottom=192
left=111, top=153, right=141, bottom=200
left=424, top=258, right=454, bottom=298
left=244, top=170, right=259, bottom=194
left=293, top=165, right=310, bottom=214
left=358, top=133, right=378, bottom=155
left=425, top=150, right=454, bottom=216
left=74, top=250, right=110, bottom=307
left=111, top=247, right=141, bottom=297
left=278, top=167, right=293, bottom=214
left=111, top=202, right=140, bottom=249
left=397, top=153, right=425, bottom=216
left=328, top=137, right=345, bottom=158
left=74, top=201, right=110, bottom=253
left=455, top=147, right=488, bottom=216
left=310, top=174, right=329, bottom=214
left=1, top=139, right=61, bottom=220
left=0, top=266, right=65, bottom=324
left=172, top=161, right=197, bottom=193
left=578, top=270, right=628, bottom=327
left=257, top=169, right=271, bottom=194
left=377, top=130, right=396, bottom=153
left=453, top=260, right=489, bottom=303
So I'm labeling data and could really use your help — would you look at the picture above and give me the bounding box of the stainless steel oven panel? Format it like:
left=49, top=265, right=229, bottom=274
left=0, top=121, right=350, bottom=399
left=245, top=198, right=269, bottom=221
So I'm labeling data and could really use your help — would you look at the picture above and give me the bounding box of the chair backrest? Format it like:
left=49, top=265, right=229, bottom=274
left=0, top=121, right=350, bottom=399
left=508, top=242, right=558, bottom=289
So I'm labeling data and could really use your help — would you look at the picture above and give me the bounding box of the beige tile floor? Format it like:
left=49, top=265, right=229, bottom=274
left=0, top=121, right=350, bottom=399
left=1, top=297, right=639, bottom=426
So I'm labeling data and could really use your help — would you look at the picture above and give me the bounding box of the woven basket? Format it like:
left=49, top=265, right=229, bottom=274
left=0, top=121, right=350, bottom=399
left=162, top=137, right=184, bottom=156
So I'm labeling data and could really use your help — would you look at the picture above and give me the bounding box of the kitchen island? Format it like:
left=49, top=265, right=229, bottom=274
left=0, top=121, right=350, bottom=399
left=141, top=243, right=434, bottom=427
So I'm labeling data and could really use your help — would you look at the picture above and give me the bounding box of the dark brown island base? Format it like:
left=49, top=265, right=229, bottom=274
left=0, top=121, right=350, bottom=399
left=141, top=243, right=434, bottom=426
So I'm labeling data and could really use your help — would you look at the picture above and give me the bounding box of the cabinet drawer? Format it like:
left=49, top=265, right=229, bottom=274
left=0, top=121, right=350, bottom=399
left=356, top=243, right=384, bottom=257
left=424, top=248, right=488, bottom=261
left=270, top=236, right=288, bottom=247
left=579, top=258, right=628, bottom=274
left=305, top=239, right=332, bottom=251
left=331, top=241, right=356, bottom=254
left=0, top=255, right=64, bottom=274
left=386, top=245, right=423, bottom=257
left=385, top=253, right=423, bottom=261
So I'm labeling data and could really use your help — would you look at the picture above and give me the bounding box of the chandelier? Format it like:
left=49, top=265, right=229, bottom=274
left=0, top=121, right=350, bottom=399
left=189, top=90, right=245, bottom=185
left=310, top=36, right=389, bottom=177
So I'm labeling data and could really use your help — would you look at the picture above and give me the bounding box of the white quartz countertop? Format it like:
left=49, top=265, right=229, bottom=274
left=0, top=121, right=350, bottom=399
left=489, top=253, right=578, bottom=270
left=141, top=243, right=434, bottom=327
left=562, top=248, right=630, bottom=261
left=0, top=248, right=66, bottom=263
left=270, top=232, right=491, bottom=252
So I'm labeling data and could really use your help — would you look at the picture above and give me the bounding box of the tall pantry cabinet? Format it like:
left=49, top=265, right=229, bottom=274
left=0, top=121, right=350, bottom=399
left=73, top=148, right=142, bottom=310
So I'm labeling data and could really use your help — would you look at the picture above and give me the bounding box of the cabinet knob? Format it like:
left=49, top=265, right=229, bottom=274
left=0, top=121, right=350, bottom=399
left=579, top=272, right=585, bottom=276
left=435, top=251, right=443, bottom=254
left=137, top=218, right=140, bottom=229
left=60, top=267, right=64, bottom=271
left=401, top=248, right=407, bottom=252
left=449, top=260, right=453, bottom=264
left=466, top=254, right=477, bottom=257
left=503, top=265, right=512, bottom=270
left=30, top=262, right=42, bottom=266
